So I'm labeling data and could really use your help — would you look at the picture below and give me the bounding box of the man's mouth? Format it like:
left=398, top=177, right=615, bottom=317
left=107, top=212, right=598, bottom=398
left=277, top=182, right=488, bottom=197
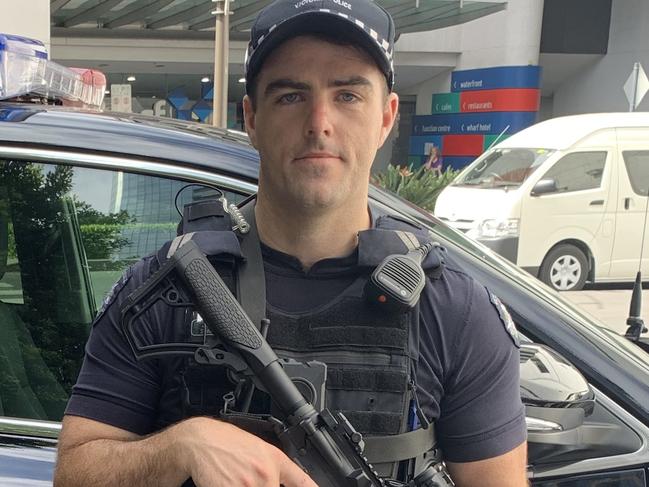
left=295, top=152, right=340, bottom=160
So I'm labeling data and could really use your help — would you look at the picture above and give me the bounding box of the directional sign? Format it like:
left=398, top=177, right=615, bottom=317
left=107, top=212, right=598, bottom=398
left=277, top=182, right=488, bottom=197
left=451, top=66, right=541, bottom=92
left=432, top=93, right=460, bottom=114
left=442, top=135, right=484, bottom=156
left=624, top=62, right=649, bottom=112
left=460, top=88, right=540, bottom=112
left=412, top=112, right=537, bottom=136
left=409, top=135, right=443, bottom=155
left=483, top=133, right=509, bottom=151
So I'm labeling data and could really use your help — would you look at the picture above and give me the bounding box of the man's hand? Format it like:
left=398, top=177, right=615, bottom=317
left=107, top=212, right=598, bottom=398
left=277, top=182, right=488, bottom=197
left=177, top=416, right=318, bottom=487
left=55, top=415, right=318, bottom=487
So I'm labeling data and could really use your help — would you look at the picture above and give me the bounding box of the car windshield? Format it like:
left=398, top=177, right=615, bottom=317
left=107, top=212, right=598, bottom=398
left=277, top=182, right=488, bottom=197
left=454, top=148, right=554, bottom=188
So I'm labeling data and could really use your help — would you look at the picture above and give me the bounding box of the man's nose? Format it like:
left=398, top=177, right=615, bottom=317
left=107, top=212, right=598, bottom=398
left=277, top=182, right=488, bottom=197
left=305, top=96, right=333, bottom=138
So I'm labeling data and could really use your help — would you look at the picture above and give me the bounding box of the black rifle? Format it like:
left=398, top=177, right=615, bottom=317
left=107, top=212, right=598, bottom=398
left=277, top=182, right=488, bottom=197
left=122, top=238, right=453, bottom=487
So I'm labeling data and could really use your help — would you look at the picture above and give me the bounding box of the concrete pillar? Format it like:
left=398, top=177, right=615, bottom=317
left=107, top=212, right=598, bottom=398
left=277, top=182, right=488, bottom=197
left=1, top=0, right=50, bottom=52
left=456, top=0, right=545, bottom=70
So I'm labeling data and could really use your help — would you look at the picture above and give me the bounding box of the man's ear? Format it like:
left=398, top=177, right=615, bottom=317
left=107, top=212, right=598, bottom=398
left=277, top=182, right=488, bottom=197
left=243, top=95, right=258, bottom=148
left=378, top=92, right=399, bottom=148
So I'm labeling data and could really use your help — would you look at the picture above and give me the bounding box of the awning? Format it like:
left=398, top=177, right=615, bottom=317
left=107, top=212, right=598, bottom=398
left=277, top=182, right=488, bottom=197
left=51, top=0, right=507, bottom=39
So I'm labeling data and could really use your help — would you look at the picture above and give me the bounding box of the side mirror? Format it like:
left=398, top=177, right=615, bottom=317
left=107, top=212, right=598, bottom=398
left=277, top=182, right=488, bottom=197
left=531, top=178, right=557, bottom=196
left=521, top=343, right=643, bottom=468
left=521, top=344, right=594, bottom=464
left=520, top=344, right=594, bottom=414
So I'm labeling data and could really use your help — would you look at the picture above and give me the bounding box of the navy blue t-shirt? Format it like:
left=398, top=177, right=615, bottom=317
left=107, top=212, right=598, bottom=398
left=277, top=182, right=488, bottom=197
left=66, top=241, right=526, bottom=463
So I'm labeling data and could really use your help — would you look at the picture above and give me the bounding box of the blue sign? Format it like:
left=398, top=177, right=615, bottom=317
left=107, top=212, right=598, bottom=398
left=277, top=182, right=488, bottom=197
left=443, top=156, right=477, bottom=171
left=193, top=100, right=212, bottom=123
left=167, top=87, right=191, bottom=111
left=451, top=66, right=541, bottom=92
left=412, top=112, right=537, bottom=136
left=409, top=135, right=443, bottom=156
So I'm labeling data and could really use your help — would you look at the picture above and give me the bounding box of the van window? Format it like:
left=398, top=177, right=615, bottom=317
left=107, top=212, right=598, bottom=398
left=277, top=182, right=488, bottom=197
left=454, top=148, right=554, bottom=188
left=541, top=151, right=607, bottom=193
left=622, top=151, right=649, bottom=196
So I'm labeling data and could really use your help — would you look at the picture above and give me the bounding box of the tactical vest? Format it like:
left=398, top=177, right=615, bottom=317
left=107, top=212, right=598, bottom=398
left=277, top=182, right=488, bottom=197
left=155, top=197, right=446, bottom=481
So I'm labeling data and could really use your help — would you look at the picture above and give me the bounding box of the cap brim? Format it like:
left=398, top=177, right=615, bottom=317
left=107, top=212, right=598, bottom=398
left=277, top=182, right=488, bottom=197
left=247, top=11, right=392, bottom=92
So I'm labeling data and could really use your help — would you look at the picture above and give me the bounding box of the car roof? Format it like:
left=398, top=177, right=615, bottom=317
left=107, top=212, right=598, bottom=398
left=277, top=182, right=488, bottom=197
left=497, top=112, right=649, bottom=150
left=0, top=103, right=260, bottom=182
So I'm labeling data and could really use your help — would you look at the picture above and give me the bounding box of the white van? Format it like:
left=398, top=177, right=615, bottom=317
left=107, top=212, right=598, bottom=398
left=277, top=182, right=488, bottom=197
left=434, top=113, right=649, bottom=291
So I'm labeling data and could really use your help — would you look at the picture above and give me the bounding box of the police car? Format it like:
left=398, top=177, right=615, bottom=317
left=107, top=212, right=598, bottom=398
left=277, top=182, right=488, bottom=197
left=1, top=35, right=649, bottom=487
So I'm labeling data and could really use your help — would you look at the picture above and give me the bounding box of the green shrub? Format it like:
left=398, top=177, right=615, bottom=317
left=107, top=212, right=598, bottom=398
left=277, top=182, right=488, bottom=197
left=372, top=164, right=459, bottom=211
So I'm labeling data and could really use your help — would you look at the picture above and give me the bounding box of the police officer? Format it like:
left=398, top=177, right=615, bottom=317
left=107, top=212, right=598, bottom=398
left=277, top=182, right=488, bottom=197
left=54, top=1, right=527, bottom=486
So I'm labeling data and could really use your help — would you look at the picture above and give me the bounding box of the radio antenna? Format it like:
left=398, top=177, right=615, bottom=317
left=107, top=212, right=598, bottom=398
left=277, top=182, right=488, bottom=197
left=625, top=182, right=649, bottom=345
left=485, top=124, right=510, bottom=151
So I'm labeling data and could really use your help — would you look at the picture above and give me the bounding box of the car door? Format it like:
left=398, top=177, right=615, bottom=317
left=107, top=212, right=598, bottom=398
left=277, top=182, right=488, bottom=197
left=609, top=147, right=649, bottom=279
left=0, top=149, right=255, bottom=485
left=1, top=147, right=649, bottom=487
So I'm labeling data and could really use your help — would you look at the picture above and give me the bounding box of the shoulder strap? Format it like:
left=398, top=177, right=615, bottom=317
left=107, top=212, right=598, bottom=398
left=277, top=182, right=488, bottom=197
left=236, top=200, right=267, bottom=330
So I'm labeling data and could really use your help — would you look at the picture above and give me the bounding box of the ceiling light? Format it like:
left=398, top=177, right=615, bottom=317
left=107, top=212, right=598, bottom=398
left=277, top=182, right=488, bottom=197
left=127, top=75, right=136, bottom=82
left=201, top=77, right=210, bottom=83
left=105, top=90, right=110, bottom=95
left=238, top=77, right=246, bottom=83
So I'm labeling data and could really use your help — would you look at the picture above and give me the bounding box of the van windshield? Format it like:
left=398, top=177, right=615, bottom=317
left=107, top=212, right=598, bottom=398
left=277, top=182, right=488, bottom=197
left=454, top=148, right=554, bottom=188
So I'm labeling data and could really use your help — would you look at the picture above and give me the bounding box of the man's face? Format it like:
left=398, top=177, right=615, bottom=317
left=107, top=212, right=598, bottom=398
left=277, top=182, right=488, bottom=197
left=243, top=35, right=399, bottom=212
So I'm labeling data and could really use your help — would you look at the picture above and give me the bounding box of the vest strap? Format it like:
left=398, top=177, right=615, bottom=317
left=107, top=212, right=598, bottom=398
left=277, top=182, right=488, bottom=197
left=186, top=199, right=226, bottom=222
left=236, top=200, right=266, bottom=331
left=363, top=426, right=437, bottom=464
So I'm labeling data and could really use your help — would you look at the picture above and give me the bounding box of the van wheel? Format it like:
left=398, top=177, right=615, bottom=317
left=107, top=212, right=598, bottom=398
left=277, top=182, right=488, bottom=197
left=540, top=244, right=589, bottom=291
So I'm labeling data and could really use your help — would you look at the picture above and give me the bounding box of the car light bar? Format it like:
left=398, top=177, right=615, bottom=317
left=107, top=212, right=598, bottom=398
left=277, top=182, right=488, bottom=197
left=0, top=33, right=106, bottom=108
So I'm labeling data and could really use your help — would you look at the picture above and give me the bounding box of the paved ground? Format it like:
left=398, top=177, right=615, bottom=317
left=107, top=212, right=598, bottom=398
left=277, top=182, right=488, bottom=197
left=562, top=283, right=649, bottom=336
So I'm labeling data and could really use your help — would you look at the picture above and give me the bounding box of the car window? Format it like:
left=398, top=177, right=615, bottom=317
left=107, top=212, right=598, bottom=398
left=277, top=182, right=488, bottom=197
left=622, top=150, right=649, bottom=196
left=0, top=158, right=246, bottom=422
left=540, top=151, right=607, bottom=193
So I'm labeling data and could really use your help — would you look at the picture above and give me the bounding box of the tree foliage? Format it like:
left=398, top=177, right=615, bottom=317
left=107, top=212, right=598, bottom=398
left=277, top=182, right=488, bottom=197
left=0, top=162, right=134, bottom=419
left=75, top=199, right=134, bottom=259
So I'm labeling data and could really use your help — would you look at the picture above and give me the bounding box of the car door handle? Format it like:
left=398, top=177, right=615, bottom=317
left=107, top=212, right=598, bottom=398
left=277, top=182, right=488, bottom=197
left=589, top=199, right=604, bottom=206
left=625, top=197, right=631, bottom=210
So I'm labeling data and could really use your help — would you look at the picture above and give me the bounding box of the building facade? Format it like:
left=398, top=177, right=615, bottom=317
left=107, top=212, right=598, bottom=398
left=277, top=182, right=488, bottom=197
left=1, top=0, right=645, bottom=171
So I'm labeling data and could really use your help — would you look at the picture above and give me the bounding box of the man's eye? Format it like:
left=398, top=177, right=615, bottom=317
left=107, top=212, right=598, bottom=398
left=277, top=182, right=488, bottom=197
left=339, top=92, right=358, bottom=103
left=278, top=93, right=301, bottom=104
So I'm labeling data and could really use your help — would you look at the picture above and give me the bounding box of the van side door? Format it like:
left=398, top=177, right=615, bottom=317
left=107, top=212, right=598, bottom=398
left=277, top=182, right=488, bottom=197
left=609, top=139, right=649, bottom=279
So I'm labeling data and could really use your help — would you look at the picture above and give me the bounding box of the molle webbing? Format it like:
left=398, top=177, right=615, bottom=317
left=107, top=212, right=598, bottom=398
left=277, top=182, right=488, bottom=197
left=265, top=296, right=410, bottom=351
left=266, top=284, right=413, bottom=436
left=327, top=367, right=406, bottom=393
left=340, top=411, right=403, bottom=436
left=177, top=199, right=230, bottom=234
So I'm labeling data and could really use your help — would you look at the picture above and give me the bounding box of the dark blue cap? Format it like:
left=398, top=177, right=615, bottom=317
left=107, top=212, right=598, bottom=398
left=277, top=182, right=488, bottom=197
left=245, top=0, right=395, bottom=93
